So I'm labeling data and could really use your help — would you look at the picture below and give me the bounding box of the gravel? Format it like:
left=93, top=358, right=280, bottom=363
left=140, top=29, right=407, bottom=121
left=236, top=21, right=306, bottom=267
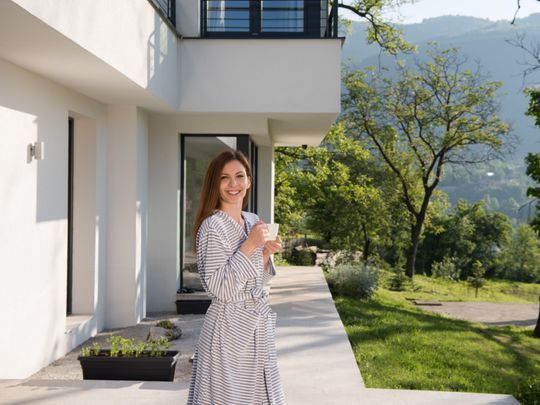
left=28, top=312, right=205, bottom=384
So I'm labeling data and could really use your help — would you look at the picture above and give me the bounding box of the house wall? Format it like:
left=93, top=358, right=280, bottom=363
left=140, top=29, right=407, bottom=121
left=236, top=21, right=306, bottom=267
left=0, top=0, right=341, bottom=378
left=105, top=106, right=149, bottom=328
left=178, top=39, right=341, bottom=114
left=0, top=57, right=108, bottom=378
left=11, top=0, right=179, bottom=108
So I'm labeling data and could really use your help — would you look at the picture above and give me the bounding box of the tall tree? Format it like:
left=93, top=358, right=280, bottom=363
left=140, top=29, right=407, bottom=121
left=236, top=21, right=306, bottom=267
left=525, top=88, right=540, bottom=233
left=343, top=45, right=511, bottom=278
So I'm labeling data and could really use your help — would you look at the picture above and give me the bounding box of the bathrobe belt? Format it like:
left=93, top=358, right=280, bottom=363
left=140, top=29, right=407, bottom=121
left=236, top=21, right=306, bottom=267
left=211, top=287, right=272, bottom=317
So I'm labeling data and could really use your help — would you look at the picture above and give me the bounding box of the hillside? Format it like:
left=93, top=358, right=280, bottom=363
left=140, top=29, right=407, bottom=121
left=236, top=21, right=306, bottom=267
left=341, top=14, right=540, bottom=218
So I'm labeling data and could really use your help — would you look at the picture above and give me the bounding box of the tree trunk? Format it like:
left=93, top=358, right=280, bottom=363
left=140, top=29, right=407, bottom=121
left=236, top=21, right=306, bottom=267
left=405, top=189, right=433, bottom=279
left=534, top=295, right=540, bottom=339
left=361, top=223, right=371, bottom=262
left=405, top=222, right=423, bottom=278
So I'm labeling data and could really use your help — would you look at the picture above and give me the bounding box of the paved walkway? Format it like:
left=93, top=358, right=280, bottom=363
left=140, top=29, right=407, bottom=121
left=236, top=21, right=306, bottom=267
left=415, top=301, right=539, bottom=327
left=0, top=266, right=520, bottom=404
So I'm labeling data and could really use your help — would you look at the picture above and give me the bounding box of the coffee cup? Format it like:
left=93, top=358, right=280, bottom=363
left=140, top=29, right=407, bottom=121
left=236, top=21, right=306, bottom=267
left=266, top=223, right=279, bottom=241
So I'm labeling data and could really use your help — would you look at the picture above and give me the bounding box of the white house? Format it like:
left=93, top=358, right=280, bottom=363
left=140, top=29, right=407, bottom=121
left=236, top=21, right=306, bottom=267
left=0, top=0, right=341, bottom=379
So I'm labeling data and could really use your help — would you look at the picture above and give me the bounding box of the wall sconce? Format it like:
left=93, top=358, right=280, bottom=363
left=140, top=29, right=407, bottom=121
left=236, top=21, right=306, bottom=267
left=28, top=142, right=45, bottom=161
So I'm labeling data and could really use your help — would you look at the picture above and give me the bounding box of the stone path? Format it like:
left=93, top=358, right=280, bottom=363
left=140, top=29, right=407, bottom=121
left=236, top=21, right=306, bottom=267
left=415, top=301, right=539, bottom=327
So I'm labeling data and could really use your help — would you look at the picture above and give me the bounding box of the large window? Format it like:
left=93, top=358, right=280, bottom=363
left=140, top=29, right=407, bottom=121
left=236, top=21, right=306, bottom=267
left=180, top=135, right=257, bottom=291
left=203, top=0, right=329, bottom=37
left=261, top=1, right=304, bottom=33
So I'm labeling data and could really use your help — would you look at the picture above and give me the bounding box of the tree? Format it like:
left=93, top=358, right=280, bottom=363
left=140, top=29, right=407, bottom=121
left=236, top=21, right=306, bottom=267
left=525, top=88, right=540, bottom=233
left=468, top=260, right=486, bottom=298
left=333, top=0, right=415, bottom=54
left=284, top=124, right=390, bottom=260
left=343, top=45, right=511, bottom=278
left=274, top=147, right=308, bottom=237
left=496, top=224, right=540, bottom=283
left=419, top=200, right=512, bottom=279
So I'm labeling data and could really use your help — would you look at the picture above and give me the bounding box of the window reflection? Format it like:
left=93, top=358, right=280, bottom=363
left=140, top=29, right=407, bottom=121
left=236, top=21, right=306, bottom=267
left=261, top=0, right=304, bottom=33
left=206, top=0, right=250, bottom=32
left=182, top=136, right=238, bottom=291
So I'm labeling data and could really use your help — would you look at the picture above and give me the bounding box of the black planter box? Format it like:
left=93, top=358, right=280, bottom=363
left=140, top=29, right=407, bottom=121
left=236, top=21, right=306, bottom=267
left=78, top=350, right=180, bottom=381
left=175, top=299, right=211, bottom=314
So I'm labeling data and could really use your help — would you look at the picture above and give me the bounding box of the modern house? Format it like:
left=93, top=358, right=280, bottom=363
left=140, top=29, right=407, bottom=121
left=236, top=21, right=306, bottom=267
left=0, top=0, right=341, bottom=379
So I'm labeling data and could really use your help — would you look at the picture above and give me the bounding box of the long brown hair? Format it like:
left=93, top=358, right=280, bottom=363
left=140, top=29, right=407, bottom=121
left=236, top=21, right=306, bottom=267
left=191, top=150, right=252, bottom=253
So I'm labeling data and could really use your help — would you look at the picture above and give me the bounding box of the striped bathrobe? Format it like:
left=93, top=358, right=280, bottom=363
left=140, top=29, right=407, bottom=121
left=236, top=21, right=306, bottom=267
left=187, top=210, right=286, bottom=405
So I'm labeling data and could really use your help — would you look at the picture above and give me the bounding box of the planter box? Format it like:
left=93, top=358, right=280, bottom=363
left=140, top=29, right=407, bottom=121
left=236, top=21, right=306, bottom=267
left=78, top=350, right=180, bottom=381
left=176, top=291, right=211, bottom=314
left=175, top=299, right=211, bottom=314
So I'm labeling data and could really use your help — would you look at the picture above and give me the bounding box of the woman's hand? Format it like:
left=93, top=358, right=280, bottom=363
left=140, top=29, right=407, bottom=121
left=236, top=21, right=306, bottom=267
left=263, top=235, right=282, bottom=256
left=263, top=235, right=282, bottom=271
left=241, top=220, right=268, bottom=257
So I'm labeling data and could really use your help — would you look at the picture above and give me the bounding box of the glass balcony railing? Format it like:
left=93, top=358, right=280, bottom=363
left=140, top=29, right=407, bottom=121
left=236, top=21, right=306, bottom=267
left=202, top=0, right=338, bottom=38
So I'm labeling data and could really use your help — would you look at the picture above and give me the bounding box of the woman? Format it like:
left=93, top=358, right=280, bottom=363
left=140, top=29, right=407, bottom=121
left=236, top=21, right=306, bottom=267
left=187, top=150, right=286, bottom=405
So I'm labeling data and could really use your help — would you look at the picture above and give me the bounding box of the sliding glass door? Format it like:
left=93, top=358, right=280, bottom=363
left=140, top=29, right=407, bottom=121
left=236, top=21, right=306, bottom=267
left=180, top=135, right=257, bottom=291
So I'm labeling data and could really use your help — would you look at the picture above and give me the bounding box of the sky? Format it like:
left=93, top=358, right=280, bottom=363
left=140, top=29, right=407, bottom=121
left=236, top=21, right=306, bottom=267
left=341, top=0, right=540, bottom=24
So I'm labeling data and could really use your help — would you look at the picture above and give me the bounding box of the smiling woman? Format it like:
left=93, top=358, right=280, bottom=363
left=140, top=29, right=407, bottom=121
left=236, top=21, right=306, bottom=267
left=187, top=150, right=286, bottom=404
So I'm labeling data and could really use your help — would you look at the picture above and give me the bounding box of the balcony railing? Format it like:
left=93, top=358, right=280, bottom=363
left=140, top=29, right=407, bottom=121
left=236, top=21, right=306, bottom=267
left=202, top=0, right=338, bottom=38
left=149, top=0, right=176, bottom=27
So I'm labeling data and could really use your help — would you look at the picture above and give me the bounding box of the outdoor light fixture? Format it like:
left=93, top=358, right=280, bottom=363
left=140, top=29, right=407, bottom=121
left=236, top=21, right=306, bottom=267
left=29, top=142, right=45, bottom=161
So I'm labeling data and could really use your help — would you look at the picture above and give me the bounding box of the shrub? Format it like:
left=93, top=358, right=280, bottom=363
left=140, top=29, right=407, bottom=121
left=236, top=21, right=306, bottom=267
left=156, top=320, right=175, bottom=330
left=327, top=263, right=379, bottom=299
left=468, top=260, right=487, bottom=298
left=291, top=247, right=316, bottom=265
left=431, top=256, right=460, bottom=281
left=515, top=375, right=540, bottom=405
left=320, top=250, right=364, bottom=272
left=388, top=267, right=409, bottom=291
left=273, top=252, right=290, bottom=266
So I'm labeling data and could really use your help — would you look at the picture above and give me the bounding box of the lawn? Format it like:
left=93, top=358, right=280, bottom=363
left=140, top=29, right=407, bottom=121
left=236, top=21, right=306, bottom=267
left=329, top=275, right=540, bottom=402
left=378, top=271, right=540, bottom=304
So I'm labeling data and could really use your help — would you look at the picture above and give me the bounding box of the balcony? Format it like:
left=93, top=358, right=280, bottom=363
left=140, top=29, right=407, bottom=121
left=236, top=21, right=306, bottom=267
left=201, top=0, right=338, bottom=38
left=148, top=0, right=176, bottom=27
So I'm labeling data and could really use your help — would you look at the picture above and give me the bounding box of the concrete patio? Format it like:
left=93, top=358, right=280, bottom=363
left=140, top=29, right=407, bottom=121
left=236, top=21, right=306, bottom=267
left=0, top=266, right=520, bottom=404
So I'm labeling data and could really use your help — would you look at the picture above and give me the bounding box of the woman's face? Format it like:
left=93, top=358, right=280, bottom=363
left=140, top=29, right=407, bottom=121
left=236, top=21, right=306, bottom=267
left=218, top=159, right=251, bottom=208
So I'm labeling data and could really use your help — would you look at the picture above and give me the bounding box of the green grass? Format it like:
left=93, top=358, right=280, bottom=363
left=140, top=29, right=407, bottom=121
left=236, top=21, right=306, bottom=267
left=331, top=285, right=540, bottom=399
left=379, top=271, right=540, bottom=303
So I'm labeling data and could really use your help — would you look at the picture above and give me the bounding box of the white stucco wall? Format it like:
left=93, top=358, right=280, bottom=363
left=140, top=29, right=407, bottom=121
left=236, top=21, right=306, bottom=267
left=147, top=117, right=181, bottom=312
left=12, top=0, right=179, bottom=108
left=257, top=145, right=275, bottom=224
left=0, top=57, right=108, bottom=379
left=106, top=106, right=148, bottom=328
left=178, top=39, right=341, bottom=114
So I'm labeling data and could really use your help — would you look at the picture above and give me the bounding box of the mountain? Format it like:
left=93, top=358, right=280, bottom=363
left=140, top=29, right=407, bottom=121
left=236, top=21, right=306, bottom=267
left=342, top=14, right=540, bottom=157
left=341, top=14, right=540, bottom=219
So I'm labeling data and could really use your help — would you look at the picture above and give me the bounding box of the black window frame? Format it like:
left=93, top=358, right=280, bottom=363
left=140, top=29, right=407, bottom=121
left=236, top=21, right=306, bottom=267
left=201, top=0, right=327, bottom=38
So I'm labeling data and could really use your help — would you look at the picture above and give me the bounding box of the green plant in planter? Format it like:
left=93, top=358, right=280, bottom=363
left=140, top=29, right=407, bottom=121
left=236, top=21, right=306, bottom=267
left=107, top=336, right=122, bottom=357
left=147, top=337, right=171, bottom=357
left=80, top=336, right=171, bottom=358
left=80, top=341, right=101, bottom=357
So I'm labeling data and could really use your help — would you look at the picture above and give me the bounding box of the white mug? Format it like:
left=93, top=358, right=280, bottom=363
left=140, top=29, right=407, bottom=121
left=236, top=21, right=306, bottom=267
left=266, top=223, right=280, bottom=241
